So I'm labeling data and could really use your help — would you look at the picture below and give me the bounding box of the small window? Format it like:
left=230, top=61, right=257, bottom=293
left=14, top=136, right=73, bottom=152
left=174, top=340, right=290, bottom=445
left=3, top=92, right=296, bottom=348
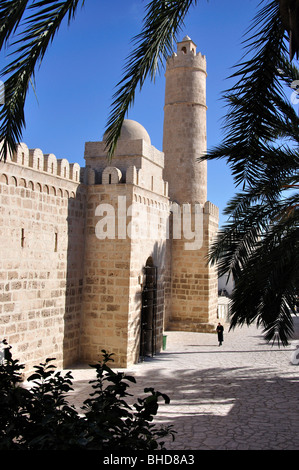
left=109, top=174, right=112, bottom=184
left=21, top=229, right=25, bottom=248
left=54, top=232, right=58, bottom=252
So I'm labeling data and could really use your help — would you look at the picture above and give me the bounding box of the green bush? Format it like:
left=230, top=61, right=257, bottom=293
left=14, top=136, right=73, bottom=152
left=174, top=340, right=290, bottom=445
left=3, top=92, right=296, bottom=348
left=0, top=340, right=175, bottom=450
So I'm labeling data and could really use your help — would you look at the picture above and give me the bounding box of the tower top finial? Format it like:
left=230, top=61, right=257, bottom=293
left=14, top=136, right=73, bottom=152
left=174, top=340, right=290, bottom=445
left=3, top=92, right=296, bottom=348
left=177, top=36, right=197, bottom=55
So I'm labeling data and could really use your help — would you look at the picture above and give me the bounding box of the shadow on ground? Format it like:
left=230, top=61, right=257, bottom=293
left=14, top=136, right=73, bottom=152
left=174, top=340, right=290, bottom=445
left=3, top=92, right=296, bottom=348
left=66, top=318, right=299, bottom=450
left=68, top=357, right=299, bottom=450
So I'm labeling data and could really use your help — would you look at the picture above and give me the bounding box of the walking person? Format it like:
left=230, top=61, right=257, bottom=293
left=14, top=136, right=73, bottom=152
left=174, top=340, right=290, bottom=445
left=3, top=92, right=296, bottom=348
left=216, top=322, right=224, bottom=346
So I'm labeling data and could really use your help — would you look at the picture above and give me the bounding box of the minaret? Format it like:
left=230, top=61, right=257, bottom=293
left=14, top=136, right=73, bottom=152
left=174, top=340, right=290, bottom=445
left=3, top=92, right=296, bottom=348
left=163, top=36, right=207, bottom=205
left=163, top=37, right=219, bottom=332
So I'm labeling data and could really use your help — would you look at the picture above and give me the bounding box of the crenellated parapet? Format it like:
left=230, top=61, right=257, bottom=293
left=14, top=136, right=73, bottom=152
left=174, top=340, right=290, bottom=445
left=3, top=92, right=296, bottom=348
left=82, top=163, right=169, bottom=199
left=0, top=142, right=84, bottom=203
left=102, top=166, right=122, bottom=185
left=4, top=142, right=80, bottom=183
left=204, top=201, right=219, bottom=219
left=167, top=35, right=207, bottom=74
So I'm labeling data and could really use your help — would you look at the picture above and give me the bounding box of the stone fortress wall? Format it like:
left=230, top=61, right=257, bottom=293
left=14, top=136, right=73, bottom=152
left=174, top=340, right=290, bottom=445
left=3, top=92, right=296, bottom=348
left=0, top=37, right=220, bottom=372
left=81, top=123, right=172, bottom=367
left=0, top=125, right=173, bottom=371
left=0, top=143, right=86, bottom=371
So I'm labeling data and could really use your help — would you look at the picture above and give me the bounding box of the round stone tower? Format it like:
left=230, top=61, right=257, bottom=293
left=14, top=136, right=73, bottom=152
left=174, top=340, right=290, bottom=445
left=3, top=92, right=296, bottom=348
left=163, top=37, right=219, bottom=333
left=163, top=36, right=207, bottom=204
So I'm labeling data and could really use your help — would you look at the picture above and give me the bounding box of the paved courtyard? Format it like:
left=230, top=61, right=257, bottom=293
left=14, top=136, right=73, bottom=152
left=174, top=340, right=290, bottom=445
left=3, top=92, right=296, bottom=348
left=66, top=316, right=299, bottom=451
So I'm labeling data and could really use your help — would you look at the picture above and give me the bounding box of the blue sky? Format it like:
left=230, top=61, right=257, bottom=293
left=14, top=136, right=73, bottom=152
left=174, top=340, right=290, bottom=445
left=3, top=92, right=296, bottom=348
left=4, top=0, right=262, bottom=225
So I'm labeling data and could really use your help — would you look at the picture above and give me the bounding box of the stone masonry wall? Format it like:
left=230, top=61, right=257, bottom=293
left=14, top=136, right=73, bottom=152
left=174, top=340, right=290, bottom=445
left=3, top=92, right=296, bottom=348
left=128, top=187, right=171, bottom=364
left=0, top=144, right=85, bottom=373
left=166, top=201, right=219, bottom=332
left=82, top=132, right=171, bottom=367
left=80, top=184, right=132, bottom=367
left=80, top=176, right=171, bottom=367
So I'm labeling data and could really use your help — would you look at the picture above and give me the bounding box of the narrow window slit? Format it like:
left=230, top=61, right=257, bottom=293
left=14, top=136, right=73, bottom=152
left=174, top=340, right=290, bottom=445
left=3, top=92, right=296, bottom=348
left=21, top=228, right=25, bottom=248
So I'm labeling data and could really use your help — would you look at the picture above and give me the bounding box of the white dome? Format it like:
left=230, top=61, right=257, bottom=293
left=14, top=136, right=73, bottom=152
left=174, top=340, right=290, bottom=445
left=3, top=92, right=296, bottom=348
left=105, top=119, right=151, bottom=145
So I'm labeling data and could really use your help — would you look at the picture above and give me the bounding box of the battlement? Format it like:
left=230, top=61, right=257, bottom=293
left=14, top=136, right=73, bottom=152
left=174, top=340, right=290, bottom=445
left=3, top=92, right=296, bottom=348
left=204, top=201, right=219, bottom=219
left=82, top=164, right=169, bottom=198
left=4, top=142, right=81, bottom=183
left=167, top=35, right=207, bottom=72
left=83, top=134, right=168, bottom=197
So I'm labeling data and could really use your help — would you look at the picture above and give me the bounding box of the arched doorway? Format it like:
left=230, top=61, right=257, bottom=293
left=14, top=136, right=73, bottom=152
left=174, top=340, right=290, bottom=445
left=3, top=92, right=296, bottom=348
left=140, top=257, right=157, bottom=360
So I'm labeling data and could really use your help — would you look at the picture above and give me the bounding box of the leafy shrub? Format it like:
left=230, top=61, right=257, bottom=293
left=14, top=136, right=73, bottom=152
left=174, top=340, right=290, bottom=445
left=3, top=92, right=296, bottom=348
left=0, top=341, right=175, bottom=450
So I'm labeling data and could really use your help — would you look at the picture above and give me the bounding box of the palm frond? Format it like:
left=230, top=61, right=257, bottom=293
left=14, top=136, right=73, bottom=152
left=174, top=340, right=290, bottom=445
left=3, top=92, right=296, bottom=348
left=104, top=0, right=199, bottom=160
left=0, top=0, right=29, bottom=49
left=279, top=0, right=299, bottom=60
left=229, top=214, right=299, bottom=345
left=210, top=168, right=298, bottom=344
left=0, top=0, right=85, bottom=161
left=203, top=0, right=288, bottom=188
left=207, top=92, right=298, bottom=344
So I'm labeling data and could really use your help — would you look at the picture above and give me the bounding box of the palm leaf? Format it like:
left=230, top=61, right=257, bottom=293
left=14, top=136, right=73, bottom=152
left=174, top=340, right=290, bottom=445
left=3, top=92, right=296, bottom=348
left=229, top=213, right=298, bottom=345
left=206, top=49, right=299, bottom=343
left=0, top=0, right=29, bottom=49
left=104, top=0, right=199, bottom=160
left=0, top=0, right=85, bottom=161
left=213, top=185, right=298, bottom=345
left=203, top=0, right=288, bottom=188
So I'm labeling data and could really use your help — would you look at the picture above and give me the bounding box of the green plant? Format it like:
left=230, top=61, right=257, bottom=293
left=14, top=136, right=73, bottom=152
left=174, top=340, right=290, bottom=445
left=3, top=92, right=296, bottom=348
left=0, top=341, right=175, bottom=450
left=81, top=350, right=174, bottom=450
left=0, top=340, right=31, bottom=449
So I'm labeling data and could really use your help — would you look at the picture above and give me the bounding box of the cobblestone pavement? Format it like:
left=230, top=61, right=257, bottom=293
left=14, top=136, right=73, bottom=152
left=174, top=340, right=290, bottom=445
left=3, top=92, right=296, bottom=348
left=66, top=317, right=299, bottom=451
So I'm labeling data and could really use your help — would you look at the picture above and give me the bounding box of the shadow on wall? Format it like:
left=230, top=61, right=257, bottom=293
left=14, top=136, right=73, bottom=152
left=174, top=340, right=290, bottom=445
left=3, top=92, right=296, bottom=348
left=63, top=185, right=87, bottom=367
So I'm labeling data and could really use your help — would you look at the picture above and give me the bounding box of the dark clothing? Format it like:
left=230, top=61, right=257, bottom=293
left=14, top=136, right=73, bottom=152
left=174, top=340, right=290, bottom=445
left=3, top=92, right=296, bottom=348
left=216, top=324, right=224, bottom=344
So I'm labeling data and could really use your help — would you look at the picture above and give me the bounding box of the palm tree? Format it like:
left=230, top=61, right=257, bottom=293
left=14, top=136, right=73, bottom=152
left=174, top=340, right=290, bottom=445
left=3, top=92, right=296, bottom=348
left=0, top=0, right=298, bottom=343
left=204, top=1, right=299, bottom=344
